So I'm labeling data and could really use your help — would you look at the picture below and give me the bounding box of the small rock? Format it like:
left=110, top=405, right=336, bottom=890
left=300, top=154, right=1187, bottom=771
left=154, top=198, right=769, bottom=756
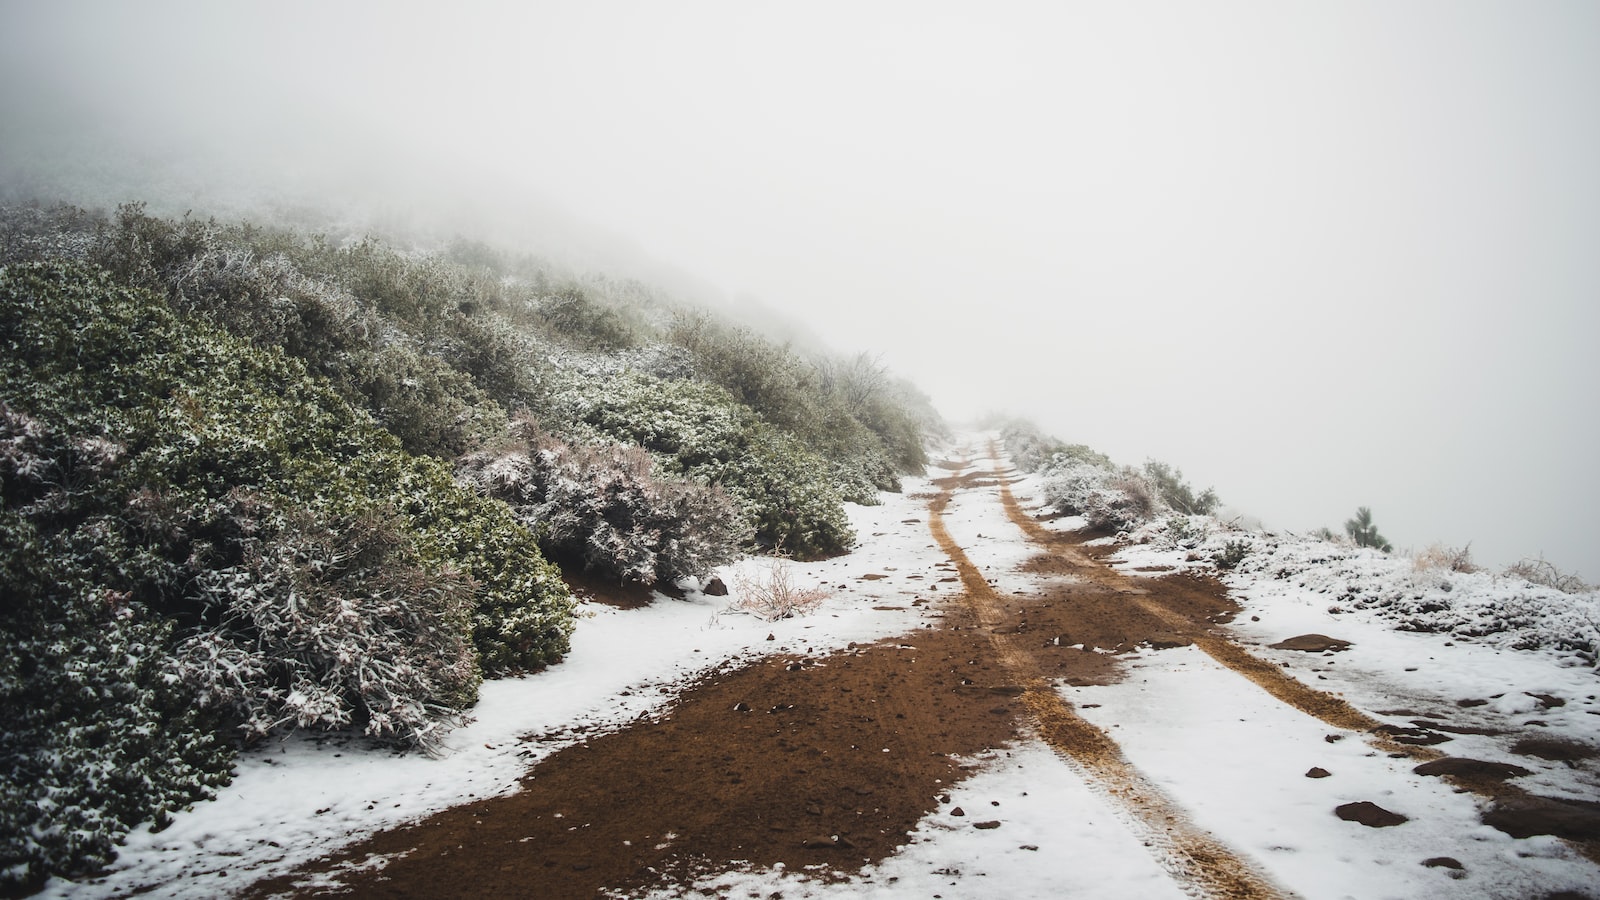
left=1422, top=857, right=1464, bottom=870
left=1336, top=801, right=1408, bottom=828
left=974, top=821, right=1002, bottom=830
left=766, top=633, right=776, bottom=641
left=950, top=806, right=966, bottom=817
left=1413, top=758, right=1531, bottom=779
left=1456, top=698, right=1489, bottom=708
left=703, top=577, right=729, bottom=596
left=732, top=702, right=750, bottom=712
left=1527, top=692, right=1566, bottom=709
left=1270, top=634, right=1352, bottom=653
left=1306, top=767, right=1332, bottom=779
left=1481, top=796, right=1600, bottom=840
left=1020, top=844, right=1039, bottom=851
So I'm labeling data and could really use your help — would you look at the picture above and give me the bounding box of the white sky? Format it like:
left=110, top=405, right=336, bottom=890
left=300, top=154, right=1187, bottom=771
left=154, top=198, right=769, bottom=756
left=3, top=0, right=1597, bottom=577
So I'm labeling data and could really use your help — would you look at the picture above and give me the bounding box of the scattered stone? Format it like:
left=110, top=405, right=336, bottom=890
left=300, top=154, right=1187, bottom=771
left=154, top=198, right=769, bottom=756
left=1324, top=734, right=1344, bottom=744
left=1270, top=634, right=1352, bottom=653
left=860, top=574, right=889, bottom=581
left=1511, top=737, right=1598, bottom=765
left=702, top=577, right=729, bottom=596
left=1020, top=844, right=1039, bottom=851
left=949, top=807, right=966, bottom=817
left=974, top=821, right=1002, bottom=830
left=1527, top=692, right=1566, bottom=709
left=1144, top=632, right=1190, bottom=650
left=1422, top=857, right=1464, bottom=870
left=1456, top=698, right=1489, bottom=708
left=1305, top=767, right=1332, bottom=779
left=732, top=702, right=750, bottom=713
left=1481, top=796, right=1600, bottom=840
left=1412, top=758, right=1531, bottom=779
left=1336, top=801, right=1408, bottom=828
left=766, top=633, right=775, bottom=641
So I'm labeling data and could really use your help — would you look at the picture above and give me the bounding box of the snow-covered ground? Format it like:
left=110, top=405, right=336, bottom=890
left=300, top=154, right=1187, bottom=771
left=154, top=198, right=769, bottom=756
left=48, top=433, right=1600, bottom=899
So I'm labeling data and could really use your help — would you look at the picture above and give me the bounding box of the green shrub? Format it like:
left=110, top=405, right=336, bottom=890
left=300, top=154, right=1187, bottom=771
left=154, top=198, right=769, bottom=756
left=1344, top=507, right=1393, bottom=553
left=460, top=420, right=750, bottom=585
left=1142, top=460, right=1219, bottom=516
left=0, top=261, right=574, bottom=887
left=560, top=371, right=854, bottom=558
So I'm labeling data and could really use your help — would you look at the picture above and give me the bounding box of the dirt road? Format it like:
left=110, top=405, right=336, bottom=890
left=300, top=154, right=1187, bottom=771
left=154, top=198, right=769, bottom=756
left=244, top=443, right=1597, bottom=899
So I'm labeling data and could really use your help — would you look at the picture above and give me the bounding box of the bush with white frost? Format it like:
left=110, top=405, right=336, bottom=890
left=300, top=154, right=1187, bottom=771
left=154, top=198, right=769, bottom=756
left=459, top=419, right=750, bottom=586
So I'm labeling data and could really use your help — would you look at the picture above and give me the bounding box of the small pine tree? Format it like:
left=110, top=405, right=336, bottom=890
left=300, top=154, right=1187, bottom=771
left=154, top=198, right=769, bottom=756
left=1344, top=506, right=1393, bottom=553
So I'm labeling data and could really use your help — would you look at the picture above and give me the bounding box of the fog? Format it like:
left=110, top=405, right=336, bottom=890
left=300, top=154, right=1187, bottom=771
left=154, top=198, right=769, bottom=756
left=4, top=1, right=1597, bottom=579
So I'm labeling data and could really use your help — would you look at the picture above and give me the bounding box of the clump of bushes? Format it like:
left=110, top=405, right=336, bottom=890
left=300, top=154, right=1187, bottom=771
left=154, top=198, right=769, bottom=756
left=459, top=418, right=750, bottom=586
left=559, top=371, right=855, bottom=558
left=0, top=261, right=573, bottom=889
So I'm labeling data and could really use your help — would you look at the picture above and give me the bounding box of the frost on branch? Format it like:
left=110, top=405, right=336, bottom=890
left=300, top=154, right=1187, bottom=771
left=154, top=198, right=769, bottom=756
left=459, top=418, right=750, bottom=586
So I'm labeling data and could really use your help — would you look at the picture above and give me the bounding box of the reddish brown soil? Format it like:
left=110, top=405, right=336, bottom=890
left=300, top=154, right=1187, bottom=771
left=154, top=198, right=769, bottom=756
left=245, top=613, right=1035, bottom=898
left=242, top=447, right=1599, bottom=898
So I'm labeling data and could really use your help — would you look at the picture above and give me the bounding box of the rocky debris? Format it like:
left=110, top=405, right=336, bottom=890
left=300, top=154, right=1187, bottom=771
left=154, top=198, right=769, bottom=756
left=1481, top=796, right=1600, bottom=841
left=1510, top=737, right=1597, bottom=765
left=702, top=577, right=729, bottom=596
left=1143, top=631, right=1190, bottom=650
left=1422, top=857, right=1464, bottom=870
left=1336, top=801, right=1408, bottom=828
left=1457, top=697, right=1489, bottom=708
left=1269, top=634, right=1352, bottom=653
left=1305, top=767, right=1332, bottom=779
left=1527, top=692, right=1566, bottom=709
left=974, top=821, right=1002, bottom=830
left=1412, top=758, right=1531, bottom=780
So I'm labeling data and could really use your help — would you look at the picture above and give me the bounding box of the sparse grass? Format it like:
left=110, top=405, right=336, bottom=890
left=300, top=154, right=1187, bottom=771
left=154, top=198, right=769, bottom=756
left=731, top=559, right=831, bottom=621
left=1413, top=543, right=1480, bottom=574
left=1504, top=556, right=1591, bottom=594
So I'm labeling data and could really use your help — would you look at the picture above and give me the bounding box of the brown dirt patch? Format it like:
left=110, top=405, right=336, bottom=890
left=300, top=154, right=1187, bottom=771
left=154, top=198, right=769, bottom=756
left=244, top=623, right=1023, bottom=899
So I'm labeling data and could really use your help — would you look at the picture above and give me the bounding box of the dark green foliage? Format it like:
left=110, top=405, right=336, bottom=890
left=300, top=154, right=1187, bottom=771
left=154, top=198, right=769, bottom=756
left=535, top=285, right=638, bottom=351
left=1344, top=506, right=1393, bottom=553
left=668, top=312, right=931, bottom=492
left=0, top=261, right=573, bottom=888
left=460, top=420, right=751, bottom=585
left=564, top=372, right=854, bottom=558
left=1213, top=539, right=1252, bottom=570
left=1141, top=460, right=1219, bottom=516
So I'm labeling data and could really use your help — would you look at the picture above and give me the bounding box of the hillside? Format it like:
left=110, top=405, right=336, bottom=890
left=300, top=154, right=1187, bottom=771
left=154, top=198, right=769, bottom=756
left=22, top=432, right=1600, bottom=900
left=0, top=202, right=938, bottom=895
left=4, top=202, right=1599, bottom=900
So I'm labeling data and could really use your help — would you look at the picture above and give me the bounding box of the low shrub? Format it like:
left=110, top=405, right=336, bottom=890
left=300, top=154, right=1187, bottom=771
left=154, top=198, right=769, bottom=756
left=459, top=420, right=750, bottom=586
left=0, top=261, right=574, bottom=887
left=1142, top=460, right=1219, bottom=516
left=559, top=372, right=854, bottom=558
left=1504, top=556, right=1591, bottom=594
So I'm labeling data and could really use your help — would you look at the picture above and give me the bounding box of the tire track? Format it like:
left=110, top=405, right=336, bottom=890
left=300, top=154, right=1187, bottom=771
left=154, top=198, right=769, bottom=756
left=927, top=467, right=1290, bottom=900
left=979, top=441, right=1600, bottom=868
left=980, top=441, right=1430, bottom=752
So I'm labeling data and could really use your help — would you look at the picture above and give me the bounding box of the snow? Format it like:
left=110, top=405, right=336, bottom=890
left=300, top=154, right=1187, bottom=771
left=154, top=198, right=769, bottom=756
left=45, top=432, right=1600, bottom=899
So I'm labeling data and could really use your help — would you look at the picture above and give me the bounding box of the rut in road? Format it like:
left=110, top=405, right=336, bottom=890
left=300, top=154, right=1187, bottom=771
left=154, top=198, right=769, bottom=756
left=927, top=459, right=1290, bottom=900
left=978, top=441, right=1600, bottom=867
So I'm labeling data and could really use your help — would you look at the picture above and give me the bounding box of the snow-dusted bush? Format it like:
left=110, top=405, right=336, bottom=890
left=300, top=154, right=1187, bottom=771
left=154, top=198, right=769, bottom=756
left=559, top=371, right=854, bottom=558
left=173, top=499, right=480, bottom=753
left=459, top=421, right=750, bottom=585
left=1037, top=456, right=1163, bottom=533
left=1001, top=423, right=1112, bottom=474
left=1141, top=459, right=1219, bottom=516
left=1228, top=534, right=1600, bottom=663
left=0, top=261, right=577, bottom=888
